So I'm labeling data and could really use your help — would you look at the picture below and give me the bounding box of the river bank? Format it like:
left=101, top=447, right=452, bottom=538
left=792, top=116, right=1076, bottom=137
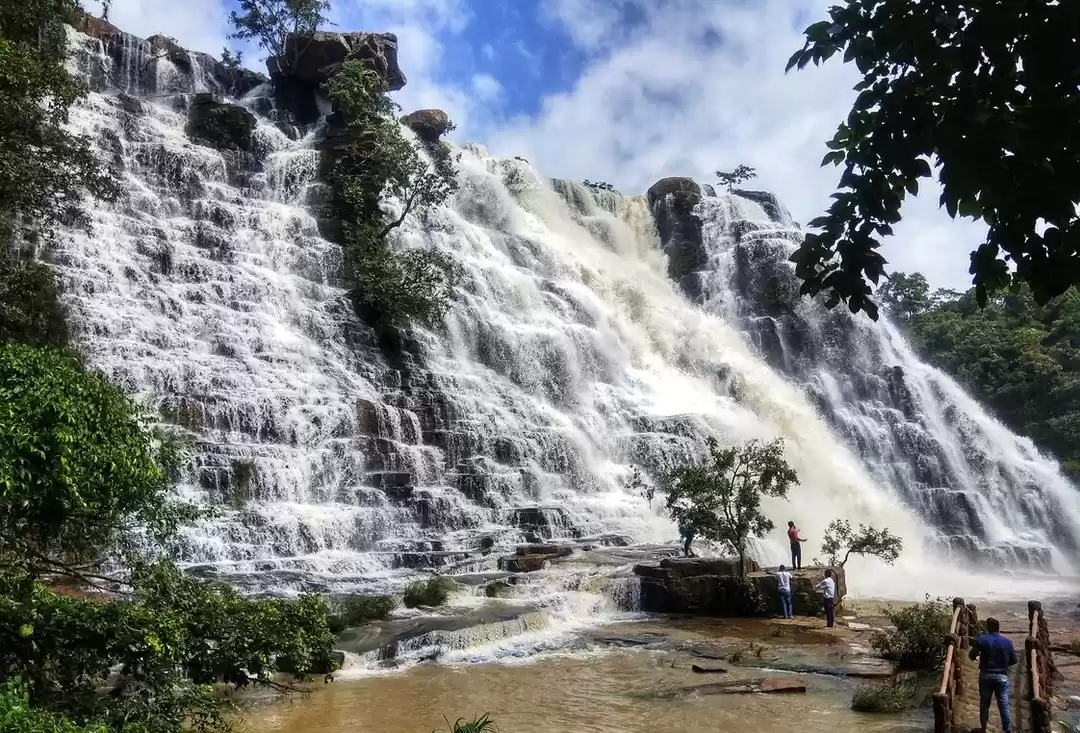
left=236, top=588, right=1080, bottom=733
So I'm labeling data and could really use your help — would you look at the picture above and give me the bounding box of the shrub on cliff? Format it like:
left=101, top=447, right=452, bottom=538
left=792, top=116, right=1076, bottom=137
left=869, top=597, right=953, bottom=671
left=325, top=60, right=461, bottom=328
left=327, top=595, right=396, bottom=633
left=665, top=438, right=798, bottom=577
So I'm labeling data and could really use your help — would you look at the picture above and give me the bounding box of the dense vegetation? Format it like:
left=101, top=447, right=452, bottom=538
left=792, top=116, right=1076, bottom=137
left=879, top=272, right=1080, bottom=478
left=788, top=0, right=1080, bottom=319
left=323, top=61, right=461, bottom=327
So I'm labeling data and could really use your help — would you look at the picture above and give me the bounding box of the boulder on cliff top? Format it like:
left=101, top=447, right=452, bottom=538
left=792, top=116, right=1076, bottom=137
left=186, top=93, right=257, bottom=152
left=646, top=176, right=702, bottom=208
left=268, top=31, right=406, bottom=91
left=402, top=108, right=451, bottom=143
left=732, top=188, right=794, bottom=225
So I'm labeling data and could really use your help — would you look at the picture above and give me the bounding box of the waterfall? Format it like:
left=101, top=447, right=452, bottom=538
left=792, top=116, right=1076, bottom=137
left=52, top=24, right=1078, bottom=604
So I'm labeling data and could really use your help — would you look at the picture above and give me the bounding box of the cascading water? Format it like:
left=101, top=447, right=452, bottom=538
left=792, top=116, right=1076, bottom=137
left=52, top=20, right=1078, bottom=632
left=669, top=191, right=1080, bottom=573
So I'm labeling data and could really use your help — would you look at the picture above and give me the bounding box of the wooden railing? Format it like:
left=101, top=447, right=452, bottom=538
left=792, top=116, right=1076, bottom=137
left=933, top=597, right=978, bottom=733
left=1026, top=600, right=1055, bottom=733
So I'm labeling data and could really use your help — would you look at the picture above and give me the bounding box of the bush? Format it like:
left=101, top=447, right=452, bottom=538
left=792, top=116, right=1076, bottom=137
left=850, top=676, right=924, bottom=713
left=869, top=597, right=953, bottom=671
left=403, top=576, right=457, bottom=609
left=327, top=595, right=396, bottom=633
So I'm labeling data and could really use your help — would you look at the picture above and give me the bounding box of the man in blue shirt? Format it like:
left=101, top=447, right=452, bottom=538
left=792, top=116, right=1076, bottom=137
left=968, top=617, right=1018, bottom=733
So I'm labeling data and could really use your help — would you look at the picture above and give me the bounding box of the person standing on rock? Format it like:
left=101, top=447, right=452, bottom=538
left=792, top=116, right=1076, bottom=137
left=679, top=519, right=697, bottom=557
left=814, top=569, right=836, bottom=628
left=969, top=617, right=1018, bottom=733
left=772, top=564, right=794, bottom=618
left=786, top=521, right=807, bottom=570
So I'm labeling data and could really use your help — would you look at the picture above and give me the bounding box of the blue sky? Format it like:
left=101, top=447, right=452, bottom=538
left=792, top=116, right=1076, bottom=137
left=86, top=0, right=990, bottom=290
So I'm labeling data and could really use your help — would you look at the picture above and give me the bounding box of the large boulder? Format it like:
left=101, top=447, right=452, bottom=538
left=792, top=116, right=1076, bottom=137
left=268, top=31, right=406, bottom=91
left=402, top=108, right=451, bottom=144
left=186, top=93, right=257, bottom=152
left=646, top=176, right=707, bottom=301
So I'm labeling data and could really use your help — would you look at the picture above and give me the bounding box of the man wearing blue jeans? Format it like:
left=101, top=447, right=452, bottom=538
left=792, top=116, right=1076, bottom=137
left=772, top=564, right=793, bottom=618
left=968, top=617, right=1018, bottom=733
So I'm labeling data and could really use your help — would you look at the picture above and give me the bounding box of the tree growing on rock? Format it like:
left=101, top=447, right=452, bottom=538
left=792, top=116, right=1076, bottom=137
left=820, top=518, right=903, bottom=568
left=228, top=0, right=330, bottom=75
left=326, top=61, right=461, bottom=327
left=665, top=438, right=798, bottom=576
left=787, top=1, right=1080, bottom=320
left=715, top=164, right=757, bottom=193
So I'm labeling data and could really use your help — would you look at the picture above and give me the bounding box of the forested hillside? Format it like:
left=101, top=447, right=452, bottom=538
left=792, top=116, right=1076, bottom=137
left=878, top=273, right=1080, bottom=479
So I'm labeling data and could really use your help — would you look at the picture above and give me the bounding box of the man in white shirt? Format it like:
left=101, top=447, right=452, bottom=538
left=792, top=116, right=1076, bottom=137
left=773, top=564, right=794, bottom=618
left=814, top=569, right=837, bottom=628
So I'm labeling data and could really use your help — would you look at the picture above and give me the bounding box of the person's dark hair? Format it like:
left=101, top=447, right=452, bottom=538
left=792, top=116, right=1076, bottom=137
left=986, top=617, right=1000, bottom=633
left=824, top=569, right=833, bottom=578
left=779, top=564, right=786, bottom=571
left=787, top=520, right=794, bottom=527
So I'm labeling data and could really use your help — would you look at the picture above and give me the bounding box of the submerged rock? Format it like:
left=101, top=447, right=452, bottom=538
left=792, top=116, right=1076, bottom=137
left=683, top=677, right=806, bottom=695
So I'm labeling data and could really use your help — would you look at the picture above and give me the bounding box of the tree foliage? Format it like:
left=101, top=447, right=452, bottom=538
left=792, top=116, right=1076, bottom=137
left=665, top=438, right=798, bottom=576
left=715, top=164, right=757, bottom=193
left=0, top=345, right=197, bottom=580
left=326, top=61, right=461, bottom=327
left=0, top=345, right=337, bottom=732
left=787, top=1, right=1080, bottom=320
left=0, top=0, right=118, bottom=245
left=0, top=253, right=70, bottom=347
left=227, top=0, right=329, bottom=75
left=820, top=519, right=903, bottom=568
left=889, top=274, right=1080, bottom=479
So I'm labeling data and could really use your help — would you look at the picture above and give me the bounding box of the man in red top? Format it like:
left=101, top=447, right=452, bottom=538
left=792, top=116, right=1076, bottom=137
left=787, top=521, right=807, bottom=570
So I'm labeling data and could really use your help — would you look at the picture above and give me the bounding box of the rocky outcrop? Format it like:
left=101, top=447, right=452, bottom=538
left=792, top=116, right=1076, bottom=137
left=72, top=14, right=265, bottom=99
left=732, top=188, right=794, bottom=225
left=499, top=543, right=574, bottom=572
left=646, top=177, right=707, bottom=301
left=269, top=31, right=405, bottom=125
left=186, top=93, right=257, bottom=152
left=634, top=559, right=845, bottom=618
left=402, top=109, right=451, bottom=144
left=268, top=31, right=405, bottom=90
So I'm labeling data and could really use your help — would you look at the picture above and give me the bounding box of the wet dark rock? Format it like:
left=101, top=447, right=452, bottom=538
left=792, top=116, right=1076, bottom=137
left=402, top=108, right=451, bottom=144
left=500, top=553, right=552, bottom=572
left=269, top=31, right=404, bottom=124
left=733, top=188, right=793, bottom=225
left=186, top=93, right=257, bottom=152
left=647, top=177, right=707, bottom=301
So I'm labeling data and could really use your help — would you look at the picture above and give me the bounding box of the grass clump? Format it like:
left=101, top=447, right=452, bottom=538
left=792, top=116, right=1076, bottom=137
left=403, top=576, right=457, bottom=609
left=850, top=677, right=924, bottom=713
left=869, top=596, right=953, bottom=671
left=327, top=595, right=397, bottom=633
left=437, top=714, right=497, bottom=733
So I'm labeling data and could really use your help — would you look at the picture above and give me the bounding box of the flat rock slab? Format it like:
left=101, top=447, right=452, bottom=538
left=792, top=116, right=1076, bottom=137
left=588, top=632, right=669, bottom=648
left=753, top=658, right=895, bottom=679
left=684, top=677, right=806, bottom=695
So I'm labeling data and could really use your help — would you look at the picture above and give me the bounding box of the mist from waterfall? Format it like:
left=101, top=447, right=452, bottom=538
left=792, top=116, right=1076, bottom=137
left=52, top=25, right=1079, bottom=608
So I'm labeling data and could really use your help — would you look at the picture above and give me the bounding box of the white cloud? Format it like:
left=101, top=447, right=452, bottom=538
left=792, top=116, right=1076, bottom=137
left=481, top=43, right=496, bottom=60
left=471, top=73, right=503, bottom=103
left=479, top=0, right=987, bottom=290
